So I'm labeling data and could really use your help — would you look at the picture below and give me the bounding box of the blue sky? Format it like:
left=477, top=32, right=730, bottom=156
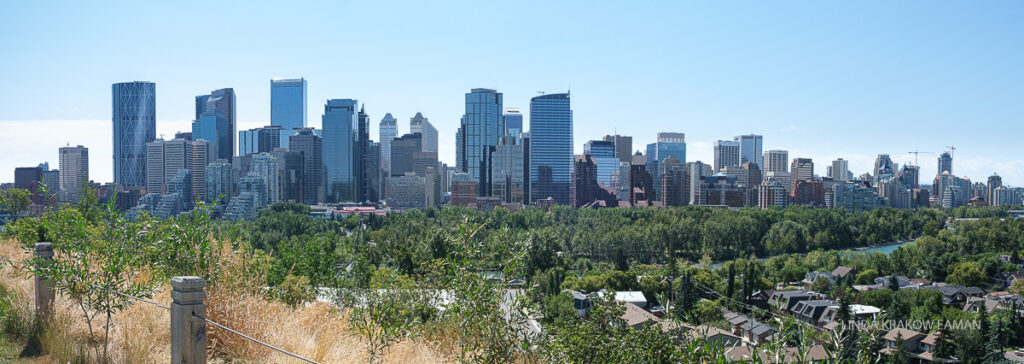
left=1, top=1, right=1023, bottom=185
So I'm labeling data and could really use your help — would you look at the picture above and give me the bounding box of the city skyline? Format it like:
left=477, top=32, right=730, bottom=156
left=2, top=2, right=1023, bottom=185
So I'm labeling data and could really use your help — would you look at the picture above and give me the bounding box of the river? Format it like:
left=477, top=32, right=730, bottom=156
left=708, top=239, right=914, bottom=270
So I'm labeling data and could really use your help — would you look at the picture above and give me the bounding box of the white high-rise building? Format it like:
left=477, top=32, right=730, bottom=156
left=58, top=145, right=89, bottom=202
left=145, top=138, right=193, bottom=195
left=762, top=150, right=789, bottom=174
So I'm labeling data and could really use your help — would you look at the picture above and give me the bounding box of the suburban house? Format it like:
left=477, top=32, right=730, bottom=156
left=748, top=290, right=774, bottom=309
left=873, top=275, right=917, bottom=289
left=768, top=290, right=823, bottom=312
left=688, top=325, right=742, bottom=348
left=802, top=271, right=834, bottom=287
left=739, top=318, right=778, bottom=346
left=922, top=285, right=985, bottom=307
left=996, top=271, right=1024, bottom=288
left=568, top=290, right=595, bottom=317
left=880, top=328, right=926, bottom=356
left=819, top=304, right=882, bottom=327
left=791, top=300, right=837, bottom=325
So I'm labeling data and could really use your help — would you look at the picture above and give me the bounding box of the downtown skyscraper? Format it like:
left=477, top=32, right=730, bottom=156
left=195, top=88, right=236, bottom=161
left=58, top=145, right=89, bottom=202
left=112, top=81, right=156, bottom=188
left=379, top=113, right=398, bottom=175
left=734, top=134, right=763, bottom=167
left=410, top=112, right=438, bottom=153
left=529, top=92, right=572, bottom=204
left=456, top=88, right=504, bottom=194
left=713, top=140, right=740, bottom=171
left=271, top=78, right=307, bottom=130
left=646, top=132, right=686, bottom=201
left=323, top=99, right=359, bottom=202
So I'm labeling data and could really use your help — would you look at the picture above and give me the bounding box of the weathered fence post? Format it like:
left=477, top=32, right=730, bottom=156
left=171, top=276, right=207, bottom=364
left=33, top=242, right=54, bottom=321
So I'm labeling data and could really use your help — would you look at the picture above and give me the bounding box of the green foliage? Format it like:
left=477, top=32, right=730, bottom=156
left=947, top=261, right=988, bottom=288
left=0, top=189, right=32, bottom=218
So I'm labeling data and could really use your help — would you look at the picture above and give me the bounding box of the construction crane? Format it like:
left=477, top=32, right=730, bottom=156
left=945, top=145, right=957, bottom=160
left=907, top=150, right=933, bottom=166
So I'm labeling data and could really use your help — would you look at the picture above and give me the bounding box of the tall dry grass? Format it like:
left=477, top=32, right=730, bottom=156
left=0, top=239, right=452, bottom=363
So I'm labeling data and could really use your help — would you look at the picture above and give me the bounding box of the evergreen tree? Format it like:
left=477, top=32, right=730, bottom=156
left=888, top=275, right=900, bottom=291
left=837, top=298, right=857, bottom=362
left=889, top=333, right=908, bottom=364
left=984, top=314, right=1004, bottom=363
left=674, top=269, right=698, bottom=321
left=933, top=326, right=954, bottom=361
left=725, top=263, right=736, bottom=310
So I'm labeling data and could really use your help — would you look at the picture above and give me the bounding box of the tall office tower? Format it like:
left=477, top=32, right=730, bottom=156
left=790, top=158, right=814, bottom=191
left=364, top=142, right=380, bottom=203
left=830, top=158, right=850, bottom=182
left=734, top=134, right=763, bottom=166
left=898, top=165, right=920, bottom=189
left=646, top=132, right=686, bottom=201
left=390, top=133, right=423, bottom=177
left=529, top=93, right=573, bottom=204
left=522, top=132, right=531, bottom=202
left=191, top=140, right=215, bottom=202
left=270, top=78, right=307, bottom=130
left=629, top=153, right=654, bottom=206
left=987, top=174, right=1002, bottom=203
left=765, top=171, right=792, bottom=195
left=112, top=81, right=156, bottom=187
left=194, top=88, right=236, bottom=160
left=878, top=178, right=913, bottom=209
left=571, top=155, right=596, bottom=207
left=379, top=113, right=398, bottom=175
left=504, top=108, right=523, bottom=136
left=659, top=156, right=686, bottom=206
left=39, top=164, right=59, bottom=205
left=603, top=135, right=634, bottom=164
left=713, top=140, right=741, bottom=171
left=687, top=161, right=711, bottom=205
left=205, top=160, right=233, bottom=203
left=741, top=162, right=762, bottom=206
left=191, top=110, right=231, bottom=161
left=457, top=88, right=504, bottom=194
left=58, top=145, right=89, bottom=202
left=145, top=138, right=193, bottom=195
left=873, top=154, right=895, bottom=185
left=14, top=166, right=43, bottom=204
left=584, top=140, right=618, bottom=188
left=355, top=106, right=371, bottom=202
left=762, top=150, right=789, bottom=174
left=491, top=135, right=525, bottom=204
left=409, top=112, right=438, bottom=153
left=937, top=151, right=953, bottom=175
left=289, top=128, right=323, bottom=204
left=932, top=172, right=971, bottom=208
left=322, top=99, right=359, bottom=203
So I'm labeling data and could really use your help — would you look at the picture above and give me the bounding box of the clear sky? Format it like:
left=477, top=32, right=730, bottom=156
left=1, top=1, right=1023, bottom=186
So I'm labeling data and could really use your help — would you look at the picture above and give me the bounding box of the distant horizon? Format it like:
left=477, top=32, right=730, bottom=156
left=2, top=1, right=1022, bottom=185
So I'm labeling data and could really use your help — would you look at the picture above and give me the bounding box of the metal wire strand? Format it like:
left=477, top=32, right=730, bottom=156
left=192, top=311, right=322, bottom=364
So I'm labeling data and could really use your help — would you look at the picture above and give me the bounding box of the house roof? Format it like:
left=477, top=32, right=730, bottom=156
left=688, top=325, right=741, bottom=343
left=849, top=304, right=881, bottom=315
left=884, top=328, right=925, bottom=342
left=832, top=266, right=854, bottom=278
left=921, top=332, right=942, bottom=345
left=726, top=312, right=750, bottom=325
left=621, top=302, right=658, bottom=327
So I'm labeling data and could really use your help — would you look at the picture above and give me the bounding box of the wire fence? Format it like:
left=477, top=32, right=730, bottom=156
left=0, top=254, right=322, bottom=364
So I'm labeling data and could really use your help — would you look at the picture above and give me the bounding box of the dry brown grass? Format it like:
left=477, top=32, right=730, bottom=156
left=0, top=239, right=452, bottom=363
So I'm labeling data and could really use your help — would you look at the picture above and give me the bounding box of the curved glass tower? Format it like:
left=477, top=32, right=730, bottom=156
left=112, top=81, right=156, bottom=188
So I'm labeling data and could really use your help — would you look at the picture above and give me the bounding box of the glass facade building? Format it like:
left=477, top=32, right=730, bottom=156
left=504, top=108, right=523, bottom=136
left=645, top=134, right=686, bottom=201
left=735, top=134, right=763, bottom=167
left=191, top=110, right=231, bottom=161
left=112, top=81, right=156, bottom=188
left=271, top=78, right=307, bottom=130
left=379, top=113, right=398, bottom=175
left=584, top=140, right=618, bottom=187
left=457, top=88, right=504, bottom=194
left=529, top=93, right=572, bottom=204
left=323, top=99, right=359, bottom=202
